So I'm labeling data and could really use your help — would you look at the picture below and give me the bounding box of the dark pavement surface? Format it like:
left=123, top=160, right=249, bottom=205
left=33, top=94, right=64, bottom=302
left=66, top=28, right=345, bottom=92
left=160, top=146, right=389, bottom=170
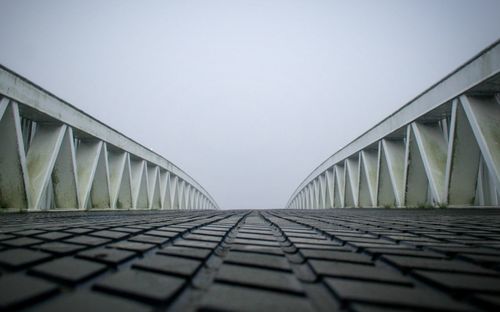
left=1, top=208, right=500, bottom=311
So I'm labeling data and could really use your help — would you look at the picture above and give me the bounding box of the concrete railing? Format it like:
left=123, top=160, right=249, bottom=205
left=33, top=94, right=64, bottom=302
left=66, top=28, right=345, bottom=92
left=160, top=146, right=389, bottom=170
left=287, top=39, right=500, bottom=208
left=0, top=65, right=218, bottom=211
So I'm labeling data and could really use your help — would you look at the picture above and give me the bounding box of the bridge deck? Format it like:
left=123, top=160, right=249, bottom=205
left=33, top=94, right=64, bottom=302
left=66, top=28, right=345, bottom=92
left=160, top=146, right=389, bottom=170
left=1, top=209, right=500, bottom=311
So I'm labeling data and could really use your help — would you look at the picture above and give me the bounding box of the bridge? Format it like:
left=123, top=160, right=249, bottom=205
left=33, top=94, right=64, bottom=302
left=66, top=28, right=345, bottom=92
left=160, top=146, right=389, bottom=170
left=0, top=41, right=500, bottom=310
left=0, top=65, right=218, bottom=211
left=287, top=40, right=500, bottom=209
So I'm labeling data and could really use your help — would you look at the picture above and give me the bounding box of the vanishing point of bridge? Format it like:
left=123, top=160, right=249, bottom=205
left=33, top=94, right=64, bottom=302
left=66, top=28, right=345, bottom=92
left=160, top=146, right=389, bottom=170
left=0, top=40, right=500, bottom=311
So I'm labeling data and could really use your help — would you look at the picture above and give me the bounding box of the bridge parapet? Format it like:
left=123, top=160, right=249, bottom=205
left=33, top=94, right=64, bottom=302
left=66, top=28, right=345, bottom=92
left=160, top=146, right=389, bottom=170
left=287, top=40, right=500, bottom=208
left=0, top=65, right=218, bottom=211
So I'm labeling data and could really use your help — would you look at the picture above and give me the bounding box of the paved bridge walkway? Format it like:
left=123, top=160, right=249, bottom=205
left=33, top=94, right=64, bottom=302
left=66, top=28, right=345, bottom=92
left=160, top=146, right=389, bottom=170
left=1, top=209, right=500, bottom=311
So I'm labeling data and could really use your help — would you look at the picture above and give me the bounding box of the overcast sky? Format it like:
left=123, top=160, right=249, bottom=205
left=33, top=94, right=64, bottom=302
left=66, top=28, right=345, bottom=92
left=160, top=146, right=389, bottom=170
left=1, top=0, right=500, bottom=209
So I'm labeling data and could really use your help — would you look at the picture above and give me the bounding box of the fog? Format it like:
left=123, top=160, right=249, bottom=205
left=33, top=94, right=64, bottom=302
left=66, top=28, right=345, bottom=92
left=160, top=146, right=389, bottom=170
left=1, top=0, right=499, bottom=209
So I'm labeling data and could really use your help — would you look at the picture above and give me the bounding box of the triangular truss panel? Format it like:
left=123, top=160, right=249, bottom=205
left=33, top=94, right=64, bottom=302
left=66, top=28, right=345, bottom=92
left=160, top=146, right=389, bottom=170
left=170, top=174, right=179, bottom=209
left=76, top=140, right=110, bottom=209
left=461, top=95, right=500, bottom=204
left=108, top=149, right=132, bottom=209
left=410, top=122, right=448, bottom=204
left=378, top=139, right=405, bottom=207
left=319, top=174, right=326, bottom=208
left=334, top=165, right=345, bottom=208
left=147, top=164, right=161, bottom=209
left=325, top=168, right=334, bottom=209
left=344, top=157, right=359, bottom=208
left=359, top=149, right=378, bottom=207
left=159, top=170, right=172, bottom=209
left=404, top=125, right=430, bottom=206
left=25, top=123, right=66, bottom=209
left=312, top=179, right=320, bottom=209
left=130, top=158, right=148, bottom=209
left=445, top=99, right=481, bottom=205
left=49, top=126, right=79, bottom=208
left=0, top=99, right=30, bottom=210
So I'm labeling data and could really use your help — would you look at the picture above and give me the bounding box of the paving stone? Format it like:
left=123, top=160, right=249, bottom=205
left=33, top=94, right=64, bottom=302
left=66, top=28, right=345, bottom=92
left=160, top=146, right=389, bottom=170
left=236, top=233, right=279, bottom=241
left=202, top=226, right=230, bottom=232
left=90, top=230, right=130, bottom=239
left=381, top=254, right=497, bottom=274
left=110, top=227, right=144, bottom=234
left=224, top=250, right=291, bottom=271
left=108, top=241, right=156, bottom=252
left=1, top=208, right=500, bottom=311
left=233, top=238, right=280, bottom=247
left=13, top=229, right=46, bottom=236
left=157, top=246, right=212, bottom=260
left=474, top=293, right=500, bottom=308
left=63, top=228, right=93, bottom=234
left=238, top=229, right=274, bottom=235
left=157, top=226, right=186, bottom=233
left=288, top=237, right=339, bottom=245
left=350, top=302, right=417, bottom=312
left=333, top=237, right=389, bottom=244
left=30, top=257, right=107, bottom=284
left=230, top=244, right=284, bottom=255
left=65, top=235, right=110, bottom=246
left=128, top=234, right=170, bottom=245
left=184, top=233, right=222, bottom=242
left=0, top=274, right=59, bottom=309
left=431, top=246, right=500, bottom=256
left=36, top=232, right=72, bottom=241
left=461, top=253, right=500, bottom=265
left=35, top=242, right=86, bottom=255
left=191, top=229, right=226, bottom=237
left=94, top=269, right=185, bottom=303
left=133, top=254, right=201, bottom=277
left=144, top=230, right=179, bottom=238
left=300, top=250, right=372, bottom=265
left=348, top=242, right=400, bottom=248
left=0, top=233, right=15, bottom=241
left=324, top=278, right=472, bottom=311
left=0, top=249, right=52, bottom=269
left=364, top=247, right=445, bottom=258
left=414, top=270, right=500, bottom=293
left=309, top=260, right=411, bottom=285
left=285, top=232, right=326, bottom=240
left=2, top=237, right=44, bottom=247
left=174, top=240, right=218, bottom=249
left=35, top=291, right=151, bottom=312
left=199, top=283, right=315, bottom=312
left=216, top=263, right=303, bottom=294
left=78, top=248, right=136, bottom=265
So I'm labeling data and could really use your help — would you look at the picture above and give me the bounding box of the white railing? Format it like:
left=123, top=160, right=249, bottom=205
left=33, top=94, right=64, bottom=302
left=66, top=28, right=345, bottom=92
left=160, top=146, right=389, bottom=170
left=0, top=65, right=218, bottom=211
left=287, top=39, right=500, bottom=208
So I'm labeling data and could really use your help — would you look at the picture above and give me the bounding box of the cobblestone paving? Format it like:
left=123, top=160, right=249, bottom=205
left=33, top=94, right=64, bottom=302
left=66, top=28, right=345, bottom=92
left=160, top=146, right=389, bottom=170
left=1, top=209, right=500, bottom=311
